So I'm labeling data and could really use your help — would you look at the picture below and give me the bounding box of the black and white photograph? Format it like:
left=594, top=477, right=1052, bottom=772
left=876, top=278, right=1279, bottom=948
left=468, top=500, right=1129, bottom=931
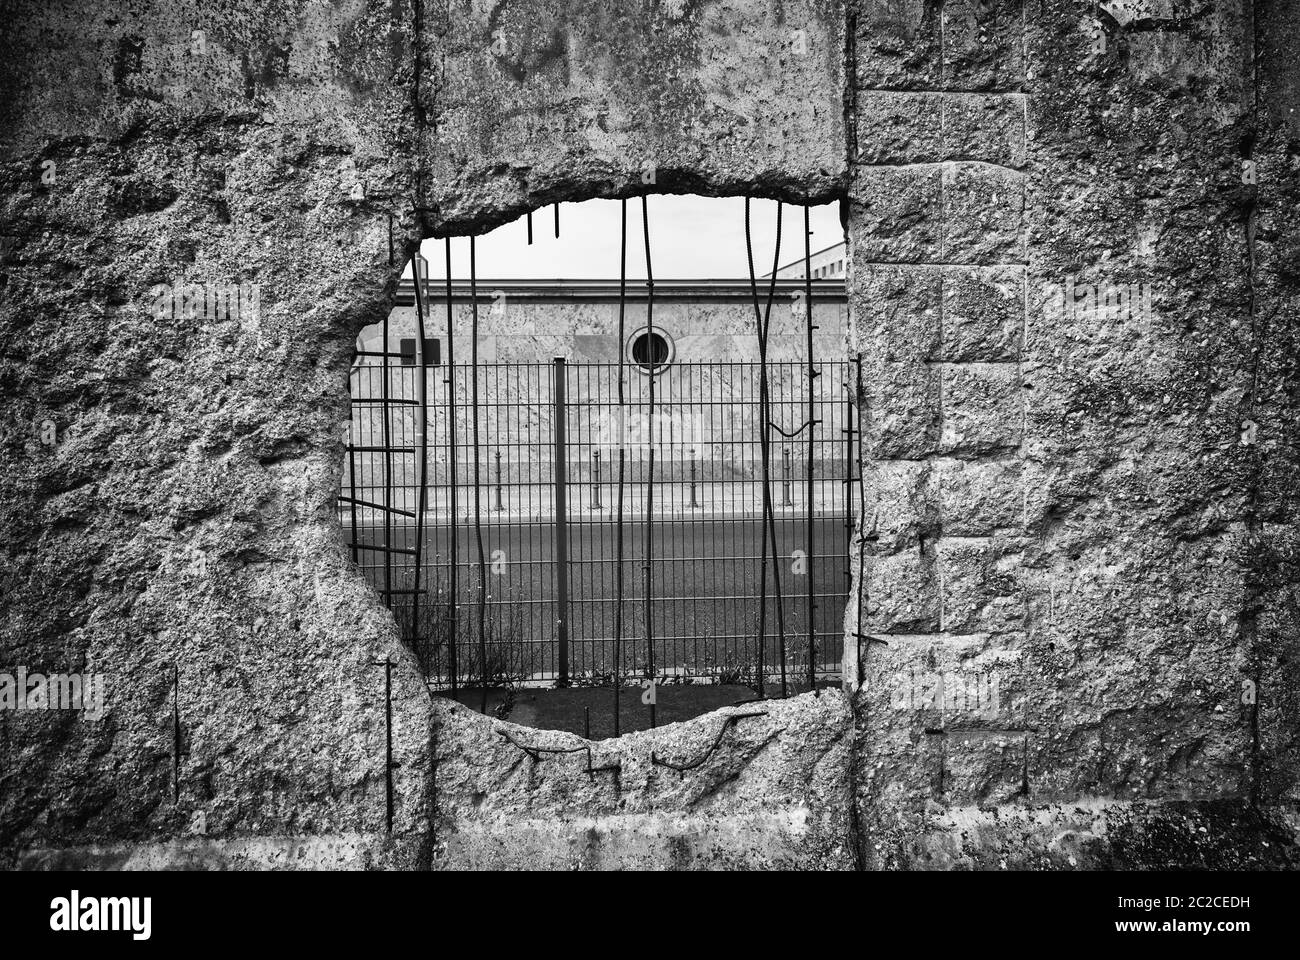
left=0, top=0, right=1296, bottom=941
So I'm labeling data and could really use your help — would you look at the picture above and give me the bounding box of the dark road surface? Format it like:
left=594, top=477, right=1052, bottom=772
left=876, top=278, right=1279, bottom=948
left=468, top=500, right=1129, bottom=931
left=349, top=514, right=851, bottom=681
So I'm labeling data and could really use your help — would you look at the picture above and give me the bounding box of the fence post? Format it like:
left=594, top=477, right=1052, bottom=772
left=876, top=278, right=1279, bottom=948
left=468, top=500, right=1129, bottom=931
left=592, top=449, right=603, bottom=510
left=553, top=357, right=572, bottom=686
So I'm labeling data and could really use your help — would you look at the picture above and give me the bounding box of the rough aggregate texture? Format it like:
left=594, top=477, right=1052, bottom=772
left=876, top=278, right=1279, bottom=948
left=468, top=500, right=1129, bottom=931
left=1, top=0, right=1296, bottom=869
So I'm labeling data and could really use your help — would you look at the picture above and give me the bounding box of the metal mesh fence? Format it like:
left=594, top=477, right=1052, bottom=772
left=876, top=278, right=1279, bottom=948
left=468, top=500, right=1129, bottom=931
left=340, top=357, right=857, bottom=693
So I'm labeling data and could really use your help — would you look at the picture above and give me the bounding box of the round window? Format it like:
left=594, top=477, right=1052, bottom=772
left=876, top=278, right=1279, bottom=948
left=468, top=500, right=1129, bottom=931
left=628, top=328, right=674, bottom=373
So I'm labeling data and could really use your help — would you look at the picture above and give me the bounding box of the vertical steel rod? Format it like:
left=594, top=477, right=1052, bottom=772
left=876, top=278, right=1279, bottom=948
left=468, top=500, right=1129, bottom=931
left=471, top=237, right=489, bottom=712
left=411, top=252, right=432, bottom=673
left=381, top=293, right=393, bottom=609
left=744, top=198, right=789, bottom=698
left=445, top=239, right=459, bottom=694
left=553, top=357, right=572, bottom=686
left=347, top=412, right=360, bottom=565
left=804, top=204, right=817, bottom=693
left=613, top=199, right=628, bottom=736
left=384, top=659, right=394, bottom=833
left=845, top=355, right=862, bottom=652
left=852, top=354, right=865, bottom=685
left=641, top=196, right=656, bottom=728
left=172, top=664, right=180, bottom=803
left=764, top=206, right=789, bottom=698
left=744, top=201, right=768, bottom=698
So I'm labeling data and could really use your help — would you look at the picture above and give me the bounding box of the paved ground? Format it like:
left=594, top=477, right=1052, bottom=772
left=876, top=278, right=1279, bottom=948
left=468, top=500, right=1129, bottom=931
left=350, top=514, right=851, bottom=681
left=447, top=681, right=840, bottom=739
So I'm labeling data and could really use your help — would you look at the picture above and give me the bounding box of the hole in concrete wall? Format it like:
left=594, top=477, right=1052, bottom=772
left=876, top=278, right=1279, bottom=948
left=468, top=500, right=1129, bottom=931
left=339, top=195, right=855, bottom=738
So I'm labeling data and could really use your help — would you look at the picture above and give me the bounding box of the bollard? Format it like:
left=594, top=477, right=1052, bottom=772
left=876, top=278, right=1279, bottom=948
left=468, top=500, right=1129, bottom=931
left=689, top=447, right=700, bottom=509
left=494, top=449, right=504, bottom=512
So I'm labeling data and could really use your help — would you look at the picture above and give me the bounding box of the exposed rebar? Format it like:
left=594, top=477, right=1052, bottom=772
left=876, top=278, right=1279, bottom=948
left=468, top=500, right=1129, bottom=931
left=641, top=195, right=656, bottom=728
left=650, top=710, right=770, bottom=772
left=444, top=238, right=459, bottom=695
left=613, top=198, right=628, bottom=737
left=470, top=237, right=489, bottom=713
left=410, top=252, right=432, bottom=674
left=744, top=198, right=790, bottom=698
left=803, top=204, right=817, bottom=694
left=381, top=292, right=394, bottom=609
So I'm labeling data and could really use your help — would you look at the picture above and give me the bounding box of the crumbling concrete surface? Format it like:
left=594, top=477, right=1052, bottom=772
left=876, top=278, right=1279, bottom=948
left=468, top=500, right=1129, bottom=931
left=1, top=0, right=1298, bottom=870
left=845, top=0, right=1300, bottom=868
left=432, top=692, right=854, bottom=870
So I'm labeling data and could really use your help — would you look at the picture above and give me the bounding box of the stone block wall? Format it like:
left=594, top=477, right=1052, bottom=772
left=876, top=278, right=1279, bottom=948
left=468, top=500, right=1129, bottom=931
left=845, top=0, right=1300, bottom=868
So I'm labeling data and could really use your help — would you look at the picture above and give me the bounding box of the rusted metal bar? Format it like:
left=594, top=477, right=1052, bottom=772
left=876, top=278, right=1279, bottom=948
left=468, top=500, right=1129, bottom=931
left=373, top=658, right=395, bottom=833
left=471, top=236, right=489, bottom=712
left=844, top=357, right=860, bottom=570
left=762, top=205, right=789, bottom=698
left=347, top=393, right=360, bottom=564
left=853, top=354, right=866, bottom=687
left=494, top=726, right=622, bottom=776
left=641, top=195, right=656, bottom=728
left=172, top=664, right=180, bottom=803
left=355, top=351, right=422, bottom=363
left=613, top=198, right=628, bottom=737
left=744, top=201, right=768, bottom=698
left=410, top=252, right=432, bottom=674
left=649, top=710, right=770, bottom=772
left=381, top=285, right=394, bottom=609
left=804, top=204, right=817, bottom=694
left=553, top=357, right=572, bottom=686
left=336, top=495, right=416, bottom=519
left=345, top=443, right=418, bottom=454
left=744, top=198, right=789, bottom=698
left=353, top=543, right=420, bottom=557
left=445, top=238, right=459, bottom=695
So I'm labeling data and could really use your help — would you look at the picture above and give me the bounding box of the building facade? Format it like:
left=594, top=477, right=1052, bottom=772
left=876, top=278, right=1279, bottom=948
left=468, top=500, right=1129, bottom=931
left=362, top=275, right=847, bottom=366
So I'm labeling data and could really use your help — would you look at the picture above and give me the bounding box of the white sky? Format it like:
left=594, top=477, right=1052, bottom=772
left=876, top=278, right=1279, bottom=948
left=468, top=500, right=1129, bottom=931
left=411, top=195, right=843, bottom=281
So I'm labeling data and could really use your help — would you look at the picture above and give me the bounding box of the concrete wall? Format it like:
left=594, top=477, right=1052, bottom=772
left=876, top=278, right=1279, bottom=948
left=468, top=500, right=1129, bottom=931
left=1, top=0, right=1297, bottom=870
left=845, top=0, right=1300, bottom=868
